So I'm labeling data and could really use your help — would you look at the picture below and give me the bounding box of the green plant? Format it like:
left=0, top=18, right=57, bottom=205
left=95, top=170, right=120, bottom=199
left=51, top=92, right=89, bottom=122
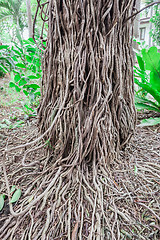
left=0, top=45, right=14, bottom=76
left=134, top=46, right=160, bottom=126
left=139, top=117, right=160, bottom=127
left=9, top=38, right=42, bottom=114
left=0, top=0, right=26, bottom=44
left=0, top=186, right=21, bottom=211
left=145, top=1, right=160, bottom=46
left=150, top=11, right=160, bottom=46
left=0, top=119, right=25, bottom=129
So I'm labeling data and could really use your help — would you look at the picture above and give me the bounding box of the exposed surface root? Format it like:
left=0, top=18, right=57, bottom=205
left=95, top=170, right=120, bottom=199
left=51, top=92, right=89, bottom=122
left=0, top=126, right=160, bottom=239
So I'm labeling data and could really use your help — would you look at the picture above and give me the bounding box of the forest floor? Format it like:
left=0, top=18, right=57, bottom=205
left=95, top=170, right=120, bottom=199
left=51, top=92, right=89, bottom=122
left=0, top=77, right=160, bottom=239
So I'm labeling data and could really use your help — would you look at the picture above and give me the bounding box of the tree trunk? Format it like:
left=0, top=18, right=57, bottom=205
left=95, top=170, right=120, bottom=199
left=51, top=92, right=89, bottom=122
left=38, top=0, right=136, bottom=163
left=37, top=0, right=137, bottom=238
left=26, top=0, right=33, bottom=38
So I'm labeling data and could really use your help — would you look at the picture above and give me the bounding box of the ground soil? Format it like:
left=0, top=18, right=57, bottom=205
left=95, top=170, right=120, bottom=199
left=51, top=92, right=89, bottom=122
left=0, top=77, right=160, bottom=239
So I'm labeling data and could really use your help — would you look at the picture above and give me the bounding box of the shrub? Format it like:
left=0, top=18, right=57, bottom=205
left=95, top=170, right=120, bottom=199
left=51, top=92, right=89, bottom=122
left=9, top=38, right=42, bottom=114
left=0, top=45, right=14, bottom=76
left=134, top=46, right=160, bottom=126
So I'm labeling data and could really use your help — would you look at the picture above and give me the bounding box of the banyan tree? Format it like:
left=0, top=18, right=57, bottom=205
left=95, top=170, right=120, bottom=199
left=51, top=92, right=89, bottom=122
left=38, top=0, right=136, bottom=162
left=37, top=0, right=137, bottom=238
left=2, top=0, right=144, bottom=239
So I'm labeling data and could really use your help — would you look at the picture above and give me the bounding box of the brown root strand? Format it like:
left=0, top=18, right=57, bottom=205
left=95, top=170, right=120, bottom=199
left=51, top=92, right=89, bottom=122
left=1, top=0, right=160, bottom=239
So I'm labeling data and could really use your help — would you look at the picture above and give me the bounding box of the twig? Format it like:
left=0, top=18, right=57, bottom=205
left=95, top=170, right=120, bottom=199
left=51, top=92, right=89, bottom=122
left=125, top=1, right=160, bottom=23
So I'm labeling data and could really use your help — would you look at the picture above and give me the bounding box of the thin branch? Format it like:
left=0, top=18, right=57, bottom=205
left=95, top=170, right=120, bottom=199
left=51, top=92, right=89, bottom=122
left=125, top=1, right=160, bottom=23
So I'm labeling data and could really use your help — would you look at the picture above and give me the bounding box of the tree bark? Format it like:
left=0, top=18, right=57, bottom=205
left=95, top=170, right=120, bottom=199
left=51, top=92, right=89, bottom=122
left=0, top=1, right=138, bottom=238
left=37, top=1, right=137, bottom=235
left=38, top=0, right=136, bottom=165
left=26, top=0, right=33, bottom=38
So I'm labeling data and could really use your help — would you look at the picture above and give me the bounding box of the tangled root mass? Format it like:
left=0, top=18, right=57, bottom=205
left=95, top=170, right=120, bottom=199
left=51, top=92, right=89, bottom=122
left=3, top=1, right=160, bottom=240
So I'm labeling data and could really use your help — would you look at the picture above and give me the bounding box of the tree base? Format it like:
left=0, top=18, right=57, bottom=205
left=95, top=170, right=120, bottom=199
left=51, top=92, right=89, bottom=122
left=1, top=142, right=160, bottom=239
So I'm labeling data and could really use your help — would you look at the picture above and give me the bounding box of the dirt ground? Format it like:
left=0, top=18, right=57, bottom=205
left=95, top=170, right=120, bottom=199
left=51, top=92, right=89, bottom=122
left=0, top=77, right=160, bottom=239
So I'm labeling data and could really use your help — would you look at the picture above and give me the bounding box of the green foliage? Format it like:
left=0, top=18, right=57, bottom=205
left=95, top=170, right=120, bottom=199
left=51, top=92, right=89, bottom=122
left=134, top=46, right=160, bottom=126
left=0, top=0, right=26, bottom=44
left=0, top=186, right=21, bottom=211
left=8, top=38, right=42, bottom=114
left=134, top=166, right=138, bottom=175
left=0, top=194, right=5, bottom=211
left=150, top=6, right=160, bottom=46
left=10, top=189, right=22, bottom=203
left=0, top=45, right=14, bottom=76
left=139, top=117, right=160, bottom=127
left=144, top=1, right=160, bottom=45
left=0, top=38, right=42, bottom=118
left=0, top=119, right=25, bottom=129
left=10, top=185, right=16, bottom=193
